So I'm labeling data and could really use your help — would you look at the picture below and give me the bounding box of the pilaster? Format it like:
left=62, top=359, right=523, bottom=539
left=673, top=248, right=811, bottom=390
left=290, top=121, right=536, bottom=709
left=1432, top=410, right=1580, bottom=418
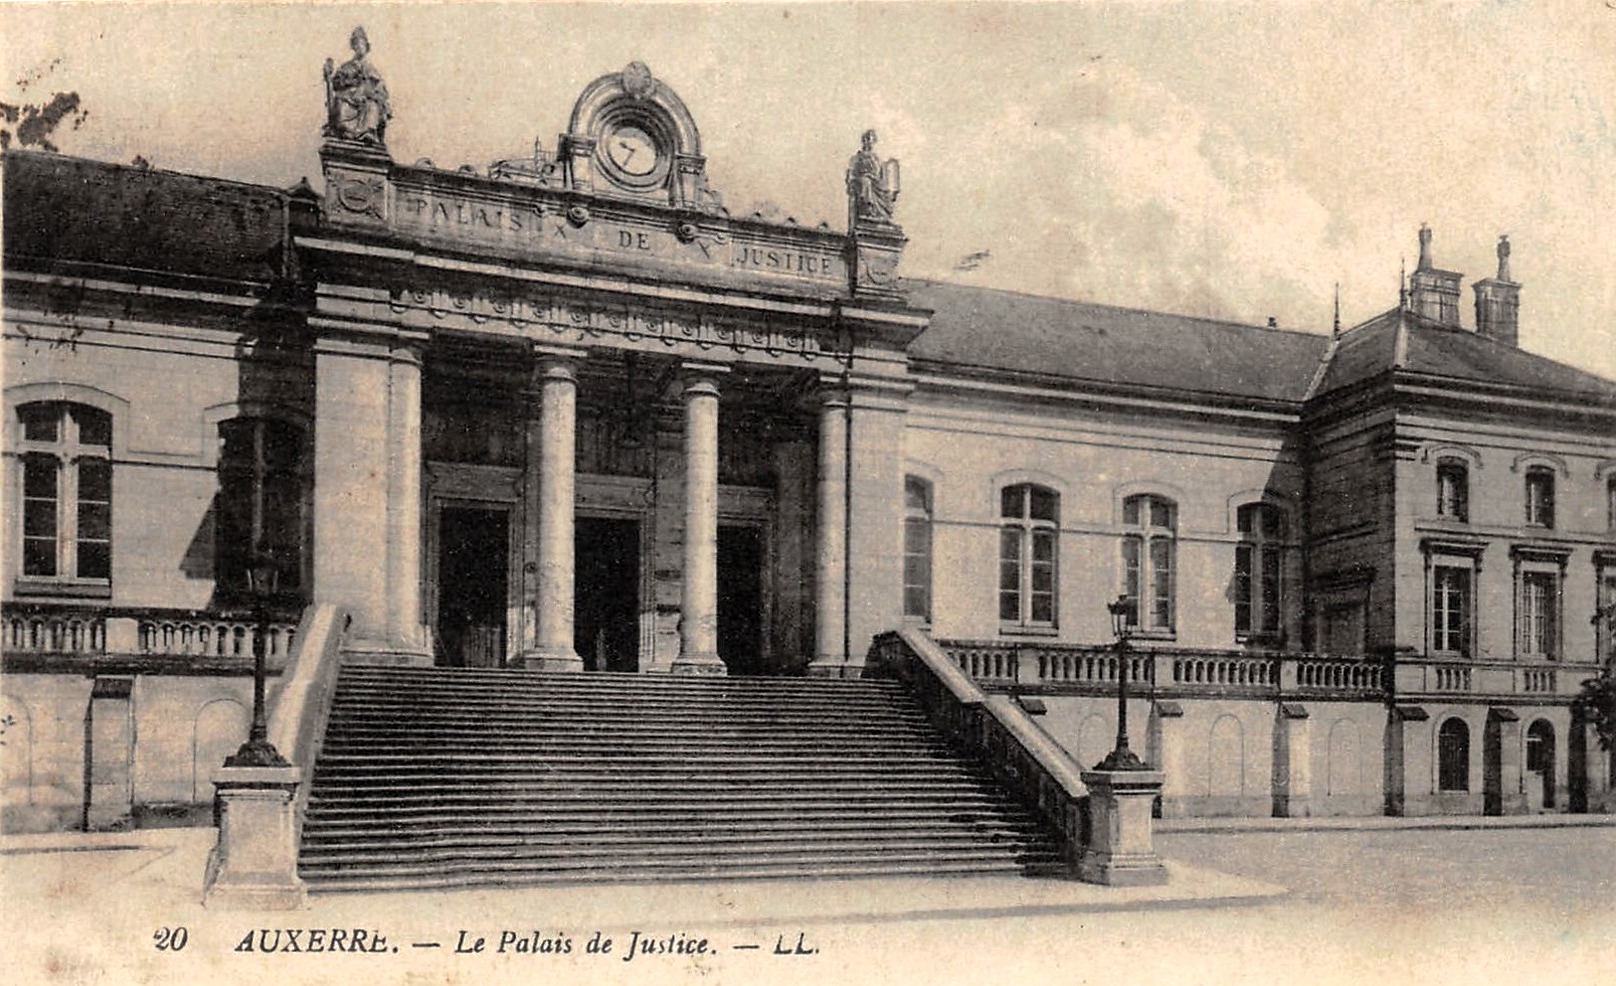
left=312, top=331, right=431, bottom=664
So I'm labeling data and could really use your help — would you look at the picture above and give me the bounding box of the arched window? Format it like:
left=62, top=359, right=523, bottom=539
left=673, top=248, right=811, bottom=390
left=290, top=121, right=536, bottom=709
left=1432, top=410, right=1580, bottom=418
left=1235, top=504, right=1283, bottom=638
left=999, top=484, right=1057, bottom=629
left=1524, top=467, right=1555, bottom=528
left=216, top=417, right=308, bottom=601
left=1437, top=718, right=1469, bottom=792
left=17, top=402, right=112, bottom=585
left=1122, top=494, right=1175, bottom=633
left=1436, top=459, right=1469, bottom=522
left=902, top=477, right=932, bottom=622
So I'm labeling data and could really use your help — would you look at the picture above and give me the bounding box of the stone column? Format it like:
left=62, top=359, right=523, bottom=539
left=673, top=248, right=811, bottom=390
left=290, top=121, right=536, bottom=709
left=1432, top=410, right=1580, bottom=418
left=808, top=392, right=848, bottom=676
left=385, top=345, right=428, bottom=655
left=522, top=354, right=583, bottom=671
left=674, top=363, right=727, bottom=674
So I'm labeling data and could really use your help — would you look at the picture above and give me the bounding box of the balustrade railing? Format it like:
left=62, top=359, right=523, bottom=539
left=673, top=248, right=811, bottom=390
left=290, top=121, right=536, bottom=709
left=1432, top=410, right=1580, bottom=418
left=938, top=638, right=1385, bottom=699
left=2, top=603, right=298, bottom=662
left=4, top=607, right=106, bottom=654
left=137, top=614, right=297, bottom=660
left=950, top=643, right=1019, bottom=683
left=1520, top=667, right=1556, bottom=694
left=1170, top=654, right=1275, bottom=688
left=1295, top=657, right=1383, bottom=692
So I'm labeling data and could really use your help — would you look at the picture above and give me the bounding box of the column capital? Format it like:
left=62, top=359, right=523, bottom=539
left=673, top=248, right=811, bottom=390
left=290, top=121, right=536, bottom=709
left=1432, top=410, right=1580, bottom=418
left=679, top=360, right=730, bottom=393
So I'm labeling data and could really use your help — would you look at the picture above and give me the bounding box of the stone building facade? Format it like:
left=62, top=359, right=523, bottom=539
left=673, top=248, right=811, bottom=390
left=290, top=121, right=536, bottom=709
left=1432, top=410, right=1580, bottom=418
left=4, top=51, right=1614, bottom=832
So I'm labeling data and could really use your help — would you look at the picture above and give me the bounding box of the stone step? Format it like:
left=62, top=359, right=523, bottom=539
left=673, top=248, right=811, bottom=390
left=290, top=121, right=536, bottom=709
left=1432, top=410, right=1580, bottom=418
left=302, top=855, right=1064, bottom=893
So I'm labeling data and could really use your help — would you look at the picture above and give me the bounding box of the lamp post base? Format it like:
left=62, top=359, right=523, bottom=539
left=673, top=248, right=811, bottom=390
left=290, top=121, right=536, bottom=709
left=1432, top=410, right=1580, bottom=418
left=1079, top=768, right=1168, bottom=887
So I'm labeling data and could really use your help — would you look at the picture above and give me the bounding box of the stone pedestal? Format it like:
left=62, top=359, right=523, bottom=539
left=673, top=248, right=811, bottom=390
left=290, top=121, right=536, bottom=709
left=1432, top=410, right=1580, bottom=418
left=203, top=766, right=306, bottom=910
left=1079, top=768, right=1168, bottom=887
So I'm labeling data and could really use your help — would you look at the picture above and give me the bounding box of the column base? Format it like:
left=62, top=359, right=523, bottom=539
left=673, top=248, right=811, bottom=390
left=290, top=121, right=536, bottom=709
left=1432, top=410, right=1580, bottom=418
left=806, top=656, right=853, bottom=679
left=520, top=647, right=585, bottom=672
left=671, top=651, right=728, bottom=675
left=341, top=632, right=433, bottom=667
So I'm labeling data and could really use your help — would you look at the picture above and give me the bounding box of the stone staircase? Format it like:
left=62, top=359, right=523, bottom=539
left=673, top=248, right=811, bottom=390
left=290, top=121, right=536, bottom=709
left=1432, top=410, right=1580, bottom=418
left=297, top=665, right=1065, bottom=891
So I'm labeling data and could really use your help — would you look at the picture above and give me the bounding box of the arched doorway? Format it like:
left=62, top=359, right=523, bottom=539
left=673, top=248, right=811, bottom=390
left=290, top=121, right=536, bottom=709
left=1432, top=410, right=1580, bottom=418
left=1525, top=720, right=1555, bottom=811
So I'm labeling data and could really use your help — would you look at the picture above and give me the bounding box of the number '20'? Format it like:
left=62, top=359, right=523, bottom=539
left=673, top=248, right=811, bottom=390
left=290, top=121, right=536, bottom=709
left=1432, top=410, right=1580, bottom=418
left=153, top=927, right=188, bottom=951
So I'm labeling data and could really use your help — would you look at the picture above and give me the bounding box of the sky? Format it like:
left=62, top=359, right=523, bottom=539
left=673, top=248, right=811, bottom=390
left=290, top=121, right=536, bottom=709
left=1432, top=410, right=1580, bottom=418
left=3, top=1, right=1614, bottom=379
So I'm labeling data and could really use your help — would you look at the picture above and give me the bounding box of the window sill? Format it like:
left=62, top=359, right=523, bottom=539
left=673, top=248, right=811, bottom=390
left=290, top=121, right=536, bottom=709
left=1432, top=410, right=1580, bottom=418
left=12, top=579, right=112, bottom=600
left=999, top=625, right=1059, bottom=638
left=1236, top=632, right=1284, bottom=646
left=1127, top=630, right=1177, bottom=642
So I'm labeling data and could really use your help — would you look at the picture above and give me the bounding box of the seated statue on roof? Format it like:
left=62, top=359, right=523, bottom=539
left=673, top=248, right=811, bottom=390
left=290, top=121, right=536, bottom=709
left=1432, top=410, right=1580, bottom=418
left=324, top=27, right=391, bottom=145
left=847, top=130, right=900, bottom=226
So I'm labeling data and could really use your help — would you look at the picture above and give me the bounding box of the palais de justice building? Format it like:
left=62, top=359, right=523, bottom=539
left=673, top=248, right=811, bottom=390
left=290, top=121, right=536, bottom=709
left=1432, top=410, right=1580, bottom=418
left=4, top=39, right=1615, bottom=846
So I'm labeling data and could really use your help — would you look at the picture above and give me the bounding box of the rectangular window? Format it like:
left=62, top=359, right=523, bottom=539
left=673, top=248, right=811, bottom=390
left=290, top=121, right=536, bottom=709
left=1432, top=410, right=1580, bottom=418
left=1525, top=470, right=1555, bottom=528
left=1518, top=571, right=1559, bottom=659
left=1121, top=494, right=1176, bottom=634
left=16, top=402, right=113, bottom=585
left=999, top=528, right=1022, bottom=623
left=1600, top=568, right=1616, bottom=666
left=902, top=517, right=931, bottom=618
left=1000, top=484, right=1059, bottom=629
left=1432, top=566, right=1472, bottom=656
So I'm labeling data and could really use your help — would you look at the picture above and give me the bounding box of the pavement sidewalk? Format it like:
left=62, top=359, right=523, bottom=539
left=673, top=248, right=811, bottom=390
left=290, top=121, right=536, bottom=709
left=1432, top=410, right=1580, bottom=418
left=1157, top=811, right=1616, bottom=834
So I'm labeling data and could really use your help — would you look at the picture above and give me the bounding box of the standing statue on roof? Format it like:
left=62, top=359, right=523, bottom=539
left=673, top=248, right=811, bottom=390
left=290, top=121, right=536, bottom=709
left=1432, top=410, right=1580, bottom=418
left=324, top=27, right=392, bottom=145
left=847, top=129, right=900, bottom=226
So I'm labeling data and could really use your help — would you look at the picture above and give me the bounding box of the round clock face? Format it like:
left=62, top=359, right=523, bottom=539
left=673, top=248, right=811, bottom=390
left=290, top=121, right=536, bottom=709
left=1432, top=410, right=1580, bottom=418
left=606, top=125, right=658, bottom=177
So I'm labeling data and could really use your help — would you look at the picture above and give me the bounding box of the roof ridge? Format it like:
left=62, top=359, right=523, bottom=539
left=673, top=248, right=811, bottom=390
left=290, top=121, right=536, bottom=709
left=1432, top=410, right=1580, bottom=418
left=905, top=276, right=1327, bottom=339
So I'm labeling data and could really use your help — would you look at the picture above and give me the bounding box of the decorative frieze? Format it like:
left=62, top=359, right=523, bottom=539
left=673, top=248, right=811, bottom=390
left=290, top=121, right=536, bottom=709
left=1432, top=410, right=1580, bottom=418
left=388, top=287, right=843, bottom=362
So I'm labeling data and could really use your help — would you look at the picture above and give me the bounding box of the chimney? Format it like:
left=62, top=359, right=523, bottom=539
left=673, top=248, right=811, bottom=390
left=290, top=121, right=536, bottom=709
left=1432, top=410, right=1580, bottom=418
left=1473, top=234, right=1520, bottom=347
left=1407, top=224, right=1463, bottom=327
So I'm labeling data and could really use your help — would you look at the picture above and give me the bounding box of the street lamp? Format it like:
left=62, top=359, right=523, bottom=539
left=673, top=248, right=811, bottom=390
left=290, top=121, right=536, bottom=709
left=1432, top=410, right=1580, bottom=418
left=1095, top=595, right=1147, bottom=771
left=224, top=550, right=290, bottom=768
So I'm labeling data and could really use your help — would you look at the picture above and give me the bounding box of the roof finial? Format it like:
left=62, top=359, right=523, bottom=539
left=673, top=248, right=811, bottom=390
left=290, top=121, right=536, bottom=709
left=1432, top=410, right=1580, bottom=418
left=1332, top=282, right=1341, bottom=338
left=1398, top=256, right=1408, bottom=311
left=1416, top=223, right=1433, bottom=271
left=1497, top=233, right=1511, bottom=282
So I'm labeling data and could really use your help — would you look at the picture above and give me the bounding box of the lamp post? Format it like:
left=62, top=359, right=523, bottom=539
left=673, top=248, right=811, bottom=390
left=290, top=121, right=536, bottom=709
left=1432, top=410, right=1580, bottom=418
left=1096, top=595, right=1147, bottom=771
left=224, top=551, right=290, bottom=768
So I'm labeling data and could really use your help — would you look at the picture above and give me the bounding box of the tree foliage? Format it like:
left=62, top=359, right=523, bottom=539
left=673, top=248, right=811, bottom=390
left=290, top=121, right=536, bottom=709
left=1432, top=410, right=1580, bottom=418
left=1574, top=671, right=1616, bottom=752
left=0, top=91, right=88, bottom=151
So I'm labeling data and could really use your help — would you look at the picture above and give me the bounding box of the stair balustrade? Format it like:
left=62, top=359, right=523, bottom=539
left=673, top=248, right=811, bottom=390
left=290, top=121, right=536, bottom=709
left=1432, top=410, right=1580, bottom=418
left=869, top=628, right=1087, bottom=877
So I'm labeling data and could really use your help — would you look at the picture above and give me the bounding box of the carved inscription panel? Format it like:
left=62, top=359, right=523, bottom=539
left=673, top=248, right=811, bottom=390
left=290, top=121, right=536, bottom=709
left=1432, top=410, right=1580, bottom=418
left=372, top=185, right=847, bottom=290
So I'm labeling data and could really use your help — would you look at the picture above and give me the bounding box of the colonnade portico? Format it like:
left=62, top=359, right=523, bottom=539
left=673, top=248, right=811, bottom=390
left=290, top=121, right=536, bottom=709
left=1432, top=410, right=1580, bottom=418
left=517, top=350, right=735, bottom=674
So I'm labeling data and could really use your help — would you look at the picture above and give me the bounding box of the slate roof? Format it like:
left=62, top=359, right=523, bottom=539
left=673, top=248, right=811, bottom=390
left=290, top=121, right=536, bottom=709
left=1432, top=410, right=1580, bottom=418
left=1313, top=307, right=1616, bottom=403
left=906, top=279, right=1330, bottom=405
left=2, top=150, right=294, bottom=284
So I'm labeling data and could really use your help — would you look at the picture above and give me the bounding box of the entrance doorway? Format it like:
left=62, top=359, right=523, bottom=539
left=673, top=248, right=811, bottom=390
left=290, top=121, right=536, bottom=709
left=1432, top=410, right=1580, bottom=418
left=1526, top=720, right=1555, bottom=811
left=436, top=506, right=509, bottom=668
left=718, top=524, right=765, bottom=675
left=575, top=517, right=640, bottom=672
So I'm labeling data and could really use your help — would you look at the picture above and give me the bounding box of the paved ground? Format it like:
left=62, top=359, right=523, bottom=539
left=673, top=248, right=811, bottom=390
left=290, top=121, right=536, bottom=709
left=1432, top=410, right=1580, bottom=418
left=4, top=818, right=1613, bottom=986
